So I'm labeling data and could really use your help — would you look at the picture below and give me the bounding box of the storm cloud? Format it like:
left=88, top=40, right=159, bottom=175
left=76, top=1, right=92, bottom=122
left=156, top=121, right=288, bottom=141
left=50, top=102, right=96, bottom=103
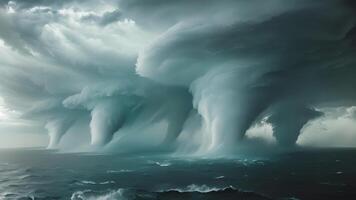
left=0, top=0, right=355, bottom=154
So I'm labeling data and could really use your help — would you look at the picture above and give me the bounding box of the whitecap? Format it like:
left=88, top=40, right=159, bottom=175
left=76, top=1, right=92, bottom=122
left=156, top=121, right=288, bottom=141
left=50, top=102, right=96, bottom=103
left=71, top=189, right=129, bottom=200
left=77, top=180, right=116, bottom=185
left=99, top=181, right=115, bottom=185
left=80, top=180, right=96, bottom=185
left=147, top=160, right=171, bottom=167
left=155, top=162, right=171, bottom=167
left=165, top=184, right=236, bottom=193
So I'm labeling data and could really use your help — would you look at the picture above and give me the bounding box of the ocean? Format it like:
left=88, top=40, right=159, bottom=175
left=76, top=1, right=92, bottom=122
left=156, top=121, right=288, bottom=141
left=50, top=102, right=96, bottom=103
left=0, top=148, right=355, bottom=200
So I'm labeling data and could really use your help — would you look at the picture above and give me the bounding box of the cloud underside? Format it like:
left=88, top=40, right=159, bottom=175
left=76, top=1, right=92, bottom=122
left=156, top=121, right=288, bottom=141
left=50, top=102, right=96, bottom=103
left=0, top=0, right=356, bottom=154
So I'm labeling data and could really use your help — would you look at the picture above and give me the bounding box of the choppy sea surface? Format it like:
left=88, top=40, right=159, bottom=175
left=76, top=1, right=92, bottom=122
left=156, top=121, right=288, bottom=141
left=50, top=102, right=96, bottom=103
left=0, top=148, right=356, bottom=200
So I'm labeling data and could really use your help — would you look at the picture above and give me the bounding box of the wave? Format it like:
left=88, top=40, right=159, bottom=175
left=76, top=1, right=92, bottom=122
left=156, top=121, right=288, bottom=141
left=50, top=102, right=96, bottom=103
left=155, top=162, right=171, bottom=167
left=17, top=174, right=41, bottom=180
left=0, top=192, right=56, bottom=200
left=70, top=185, right=270, bottom=200
left=71, top=189, right=134, bottom=200
left=147, top=160, right=172, bottom=167
left=164, top=184, right=236, bottom=193
left=75, top=180, right=116, bottom=186
left=106, top=169, right=133, bottom=173
left=79, top=181, right=96, bottom=185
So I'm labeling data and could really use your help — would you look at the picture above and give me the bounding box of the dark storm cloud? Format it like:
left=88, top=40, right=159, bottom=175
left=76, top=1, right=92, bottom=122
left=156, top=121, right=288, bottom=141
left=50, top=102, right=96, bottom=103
left=118, top=0, right=306, bottom=30
left=0, top=0, right=355, bottom=153
left=137, top=0, right=356, bottom=149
